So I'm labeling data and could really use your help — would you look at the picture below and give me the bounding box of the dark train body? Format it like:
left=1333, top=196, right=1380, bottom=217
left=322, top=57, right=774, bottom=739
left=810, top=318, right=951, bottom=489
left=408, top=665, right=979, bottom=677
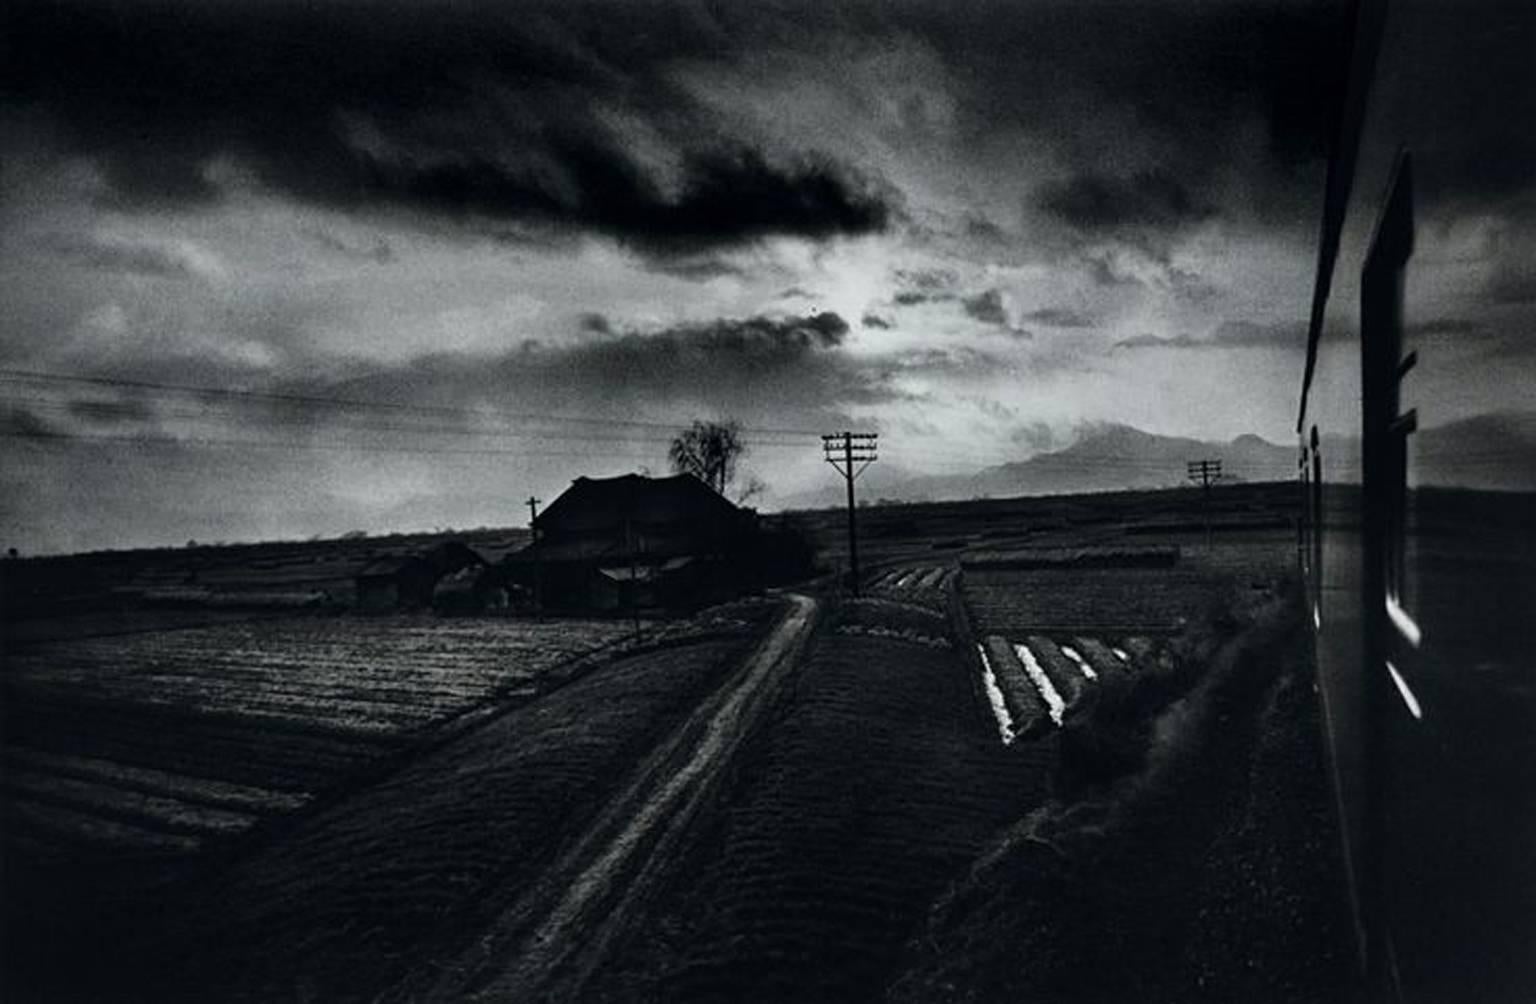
left=1297, top=1, right=1536, bottom=1000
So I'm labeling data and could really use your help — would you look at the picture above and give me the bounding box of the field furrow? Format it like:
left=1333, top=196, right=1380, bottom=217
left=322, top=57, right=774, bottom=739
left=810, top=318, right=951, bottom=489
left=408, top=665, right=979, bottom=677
left=1, top=747, right=309, bottom=814
left=594, top=599, right=1051, bottom=1004
left=1, top=615, right=646, bottom=864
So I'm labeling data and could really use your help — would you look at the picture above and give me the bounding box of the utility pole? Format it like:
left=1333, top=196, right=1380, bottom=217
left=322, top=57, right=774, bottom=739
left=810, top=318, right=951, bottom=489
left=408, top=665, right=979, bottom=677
left=526, top=496, right=542, bottom=615
left=823, top=431, right=878, bottom=595
left=1186, top=459, right=1222, bottom=547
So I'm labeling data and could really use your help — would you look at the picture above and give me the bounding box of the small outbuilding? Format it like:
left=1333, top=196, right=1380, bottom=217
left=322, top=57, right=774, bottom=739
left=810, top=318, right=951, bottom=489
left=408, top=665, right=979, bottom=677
left=432, top=564, right=509, bottom=615
left=354, top=540, right=488, bottom=612
left=354, top=555, right=436, bottom=611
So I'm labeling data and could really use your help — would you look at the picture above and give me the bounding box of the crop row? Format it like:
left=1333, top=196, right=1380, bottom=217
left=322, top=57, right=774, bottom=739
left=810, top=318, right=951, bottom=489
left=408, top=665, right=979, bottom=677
left=623, top=599, right=1052, bottom=1004
left=1, top=615, right=637, bottom=864
left=977, top=631, right=1170, bottom=742
left=962, top=565, right=1218, bottom=633
left=141, top=632, right=768, bottom=1004
left=864, top=565, right=956, bottom=612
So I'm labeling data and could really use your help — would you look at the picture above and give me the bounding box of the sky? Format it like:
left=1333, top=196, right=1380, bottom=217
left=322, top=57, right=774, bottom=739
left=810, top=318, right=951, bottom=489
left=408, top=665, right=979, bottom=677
left=0, top=0, right=1529, bottom=552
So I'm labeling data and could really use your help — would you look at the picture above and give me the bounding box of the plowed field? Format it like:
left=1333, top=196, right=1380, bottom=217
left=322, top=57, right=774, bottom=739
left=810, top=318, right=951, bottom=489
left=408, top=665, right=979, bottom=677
left=587, top=592, right=1056, bottom=1003
left=0, top=611, right=757, bottom=1003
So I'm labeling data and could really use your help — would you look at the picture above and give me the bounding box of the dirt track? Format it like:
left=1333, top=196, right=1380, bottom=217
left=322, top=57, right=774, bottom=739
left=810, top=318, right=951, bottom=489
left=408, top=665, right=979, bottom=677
left=582, top=587, right=1057, bottom=1003
left=409, top=593, right=820, bottom=1002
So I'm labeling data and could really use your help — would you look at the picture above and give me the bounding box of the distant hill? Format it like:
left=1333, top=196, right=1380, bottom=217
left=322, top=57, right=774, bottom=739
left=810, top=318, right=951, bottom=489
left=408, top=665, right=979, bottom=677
left=774, top=411, right=1536, bottom=511
left=774, top=424, right=1295, bottom=509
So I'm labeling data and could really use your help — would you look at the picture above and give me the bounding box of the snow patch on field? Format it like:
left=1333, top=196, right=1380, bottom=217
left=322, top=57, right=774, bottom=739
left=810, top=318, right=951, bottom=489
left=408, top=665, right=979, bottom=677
left=976, top=645, right=1017, bottom=744
left=1015, top=643, right=1066, bottom=726
left=1059, top=644, right=1097, bottom=680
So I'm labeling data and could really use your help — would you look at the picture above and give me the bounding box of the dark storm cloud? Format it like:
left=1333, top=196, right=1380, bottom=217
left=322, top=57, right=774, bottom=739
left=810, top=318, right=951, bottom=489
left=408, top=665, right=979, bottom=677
left=1022, top=307, right=1094, bottom=329
left=4, top=0, right=1371, bottom=253
left=308, top=310, right=894, bottom=417
left=577, top=312, right=613, bottom=336
left=1387, top=6, right=1536, bottom=213
left=640, top=255, right=747, bottom=282
left=890, top=269, right=960, bottom=308
left=0, top=404, right=57, bottom=439
left=861, top=313, right=893, bottom=330
left=961, top=289, right=1007, bottom=326
left=1034, top=170, right=1215, bottom=235
left=66, top=397, right=157, bottom=426
left=343, top=145, right=890, bottom=254
left=895, top=0, right=1350, bottom=226
left=574, top=312, right=852, bottom=378
left=1084, top=254, right=1140, bottom=289
left=3, top=0, right=891, bottom=253
left=964, top=216, right=1009, bottom=244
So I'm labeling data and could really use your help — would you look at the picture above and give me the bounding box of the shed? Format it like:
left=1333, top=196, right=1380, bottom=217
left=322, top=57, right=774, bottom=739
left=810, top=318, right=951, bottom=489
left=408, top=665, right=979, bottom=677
left=354, top=555, right=437, bottom=611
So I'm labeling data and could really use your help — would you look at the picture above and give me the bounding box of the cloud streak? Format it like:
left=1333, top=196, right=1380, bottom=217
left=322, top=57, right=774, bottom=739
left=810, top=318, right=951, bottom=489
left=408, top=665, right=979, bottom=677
left=39, top=231, right=227, bottom=283
left=1114, top=319, right=1306, bottom=352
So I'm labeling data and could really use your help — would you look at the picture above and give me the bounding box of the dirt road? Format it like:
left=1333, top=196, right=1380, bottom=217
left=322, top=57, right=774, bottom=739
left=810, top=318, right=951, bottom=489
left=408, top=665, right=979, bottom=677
left=404, top=592, right=820, bottom=1003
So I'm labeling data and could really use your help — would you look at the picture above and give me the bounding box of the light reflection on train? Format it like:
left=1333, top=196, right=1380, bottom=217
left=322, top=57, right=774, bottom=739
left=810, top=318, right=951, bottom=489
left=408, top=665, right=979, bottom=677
left=1296, top=1, right=1536, bottom=1001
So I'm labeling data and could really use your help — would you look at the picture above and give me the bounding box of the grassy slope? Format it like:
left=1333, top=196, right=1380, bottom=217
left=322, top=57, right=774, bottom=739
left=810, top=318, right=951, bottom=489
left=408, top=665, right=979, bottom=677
left=888, top=587, right=1354, bottom=1004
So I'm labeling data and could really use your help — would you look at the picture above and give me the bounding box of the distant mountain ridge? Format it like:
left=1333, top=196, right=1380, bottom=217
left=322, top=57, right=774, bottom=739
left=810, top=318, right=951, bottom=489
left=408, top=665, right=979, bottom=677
left=772, top=413, right=1536, bottom=510
left=774, top=424, right=1295, bottom=510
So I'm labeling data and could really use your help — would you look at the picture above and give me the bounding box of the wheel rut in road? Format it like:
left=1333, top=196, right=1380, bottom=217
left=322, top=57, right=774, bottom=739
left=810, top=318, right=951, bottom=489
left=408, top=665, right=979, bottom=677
left=129, top=609, right=785, bottom=1004
left=584, top=591, right=1056, bottom=1003
left=414, top=593, right=820, bottom=1003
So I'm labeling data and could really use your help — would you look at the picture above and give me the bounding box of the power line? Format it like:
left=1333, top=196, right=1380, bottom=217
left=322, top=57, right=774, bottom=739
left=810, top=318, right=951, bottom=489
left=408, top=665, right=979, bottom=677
left=0, top=394, right=820, bottom=451
left=3, top=406, right=1253, bottom=471
left=0, top=368, right=826, bottom=439
left=0, top=428, right=676, bottom=460
left=1, top=391, right=1014, bottom=465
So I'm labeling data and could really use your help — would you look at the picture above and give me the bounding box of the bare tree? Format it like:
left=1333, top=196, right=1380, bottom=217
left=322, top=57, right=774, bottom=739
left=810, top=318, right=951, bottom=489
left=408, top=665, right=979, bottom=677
left=669, top=419, right=746, bottom=496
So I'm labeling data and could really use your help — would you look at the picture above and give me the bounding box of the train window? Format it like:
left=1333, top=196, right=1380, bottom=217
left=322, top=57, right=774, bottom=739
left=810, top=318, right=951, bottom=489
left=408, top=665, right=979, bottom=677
left=1310, top=425, right=1323, bottom=623
left=1361, top=150, right=1423, bottom=670
left=1298, top=447, right=1309, bottom=564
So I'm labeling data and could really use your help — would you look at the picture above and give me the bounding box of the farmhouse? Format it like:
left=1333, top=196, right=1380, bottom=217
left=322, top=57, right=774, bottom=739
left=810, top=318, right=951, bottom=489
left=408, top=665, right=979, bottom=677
left=507, top=473, right=757, bottom=612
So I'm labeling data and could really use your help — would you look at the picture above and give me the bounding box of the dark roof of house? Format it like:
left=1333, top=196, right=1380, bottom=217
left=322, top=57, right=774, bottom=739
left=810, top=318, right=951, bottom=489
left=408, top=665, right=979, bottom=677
left=535, top=473, right=745, bottom=533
